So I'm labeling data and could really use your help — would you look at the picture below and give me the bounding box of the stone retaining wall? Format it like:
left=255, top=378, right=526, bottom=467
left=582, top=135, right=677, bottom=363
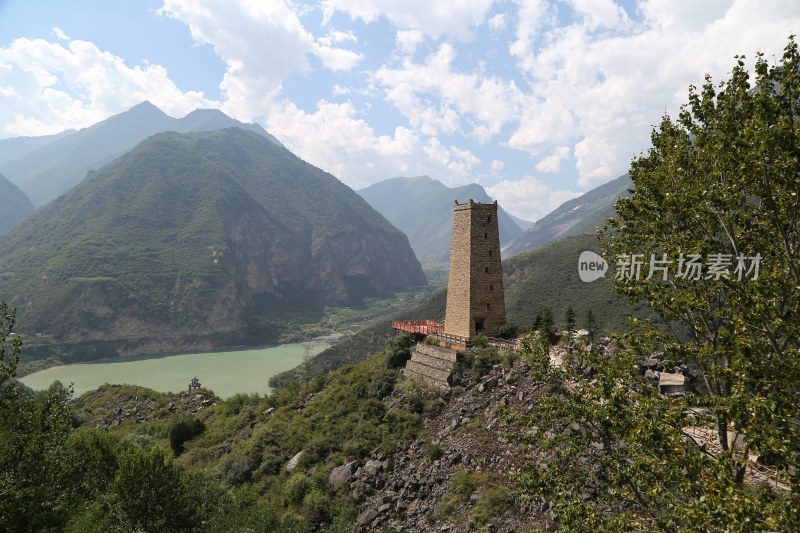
left=403, top=343, right=458, bottom=389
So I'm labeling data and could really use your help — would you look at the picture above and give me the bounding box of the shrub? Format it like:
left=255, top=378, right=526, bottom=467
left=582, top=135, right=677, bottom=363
left=302, top=488, right=332, bottom=524
left=167, top=413, right=204, bottom=456
left=300, top=436, right=334, bottom=468
left=406, top=393, right=425, bottom=414
left=385, top=333, right=414, bottom=369
left=224, top=392, right=261, bottom=415
left=472, top=347, right=500, bottom=377
left=470, top=485, right=513, bottom=527
left=360, top=398, right=386, bottom=420
left=284, top=473, right=312, bottom=505
left=257, top=445, right=283, bottom=477
left=472, top=333, right=489, bottom=349
left=367, top=370, right=397, bottom=399
left=496, top=321, right=519, bottom=340
left=342, top=438, right=371, bottom=459
left=426, top=444, right=444, bottom=461
left=219, top=454, right=257, bottom=486
left=449, top=469, right=489, bottom=499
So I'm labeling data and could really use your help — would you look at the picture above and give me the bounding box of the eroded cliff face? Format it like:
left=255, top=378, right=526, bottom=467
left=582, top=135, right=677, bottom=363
left=3, top=129, right=425, bottom=361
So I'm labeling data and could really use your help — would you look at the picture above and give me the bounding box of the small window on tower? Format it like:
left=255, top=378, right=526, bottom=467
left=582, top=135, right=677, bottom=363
left=490, top=284, right=493, bottom=291
left=488, top=250, right=492, bottom=256
left=486, top=303, right=491, bottom=310
left=485, top=267, right=489, bottom=273
left=484, top=232, right=488, bottom=239
left=487, top=215, right=492, bottom=223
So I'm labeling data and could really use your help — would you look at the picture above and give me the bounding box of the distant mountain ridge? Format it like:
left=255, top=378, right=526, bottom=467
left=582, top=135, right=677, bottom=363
left=0, top=128, right=424, bottom=361
left=0, top=129, right=76, bottom=168
left=0, top=173, right=34, bottom=234
left=502, top=173, right=632, bottom=257
left=0, top=102, right=281, bottom=206
left=358, top=176, right=525, bottom=265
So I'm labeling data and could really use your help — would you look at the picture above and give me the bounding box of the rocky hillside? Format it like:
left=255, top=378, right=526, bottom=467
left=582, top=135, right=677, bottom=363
left=358, top=176, right=525, bottom=265
left=0, top=173, right=34, bottom=234
left=0, top=101, right=281, bottom=206
left=502, top=174, right=631, bottom=257
left=0, top=128, right=425, bottom=361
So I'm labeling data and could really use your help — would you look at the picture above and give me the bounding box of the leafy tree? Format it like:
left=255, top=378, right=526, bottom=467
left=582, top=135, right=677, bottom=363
left=168, top=412, right=205, bottom=456
left=495, top=321, right=519, bottom=339
left=602, top=36, right=800, bottom=489
left=111, top=445, right=198, bottom=532
left=512, top=37, right=800, bottom=530
left=0, top=301, right=20, bottom=387
left=472, top=347, right=501, bottom=377
left=534, top=307, right=555, bottom=340
left=563, top=305, right=576, bottom=332
left=0, top=303, right=76, bottom=531
left=385, top=332, right=414, bottom=369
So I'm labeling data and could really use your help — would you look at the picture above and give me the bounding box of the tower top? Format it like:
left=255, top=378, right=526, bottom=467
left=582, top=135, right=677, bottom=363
left=453, top=199, right=498, bottom=207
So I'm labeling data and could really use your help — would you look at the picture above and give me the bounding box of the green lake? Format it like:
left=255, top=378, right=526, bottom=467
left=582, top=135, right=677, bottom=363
left=20, top=343, right=326, bottom=399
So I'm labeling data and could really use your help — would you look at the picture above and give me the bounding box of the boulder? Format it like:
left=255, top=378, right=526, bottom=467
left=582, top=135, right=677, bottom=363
left=357, top=508, right=379, bottom=526
left=286, top=451, right=303, bottom=472
left=330, top=460, right=358, bottom=490
left=363, top=459, right=385, bottom=478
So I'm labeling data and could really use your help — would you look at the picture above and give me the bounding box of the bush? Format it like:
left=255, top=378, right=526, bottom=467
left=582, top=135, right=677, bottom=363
left=257, top=445, right=284, bottom=477
left=167, top=413, right=204, bottom=456
left=385, top=333, right=414, bottom=369
left=360, top=398, right=386, bottom=420
left=302, top=488, right=332, bottom=524
left=219, top=454, right=256, bottom=486
left=472, top=347, right=500, bottom=377
left=472, top=333, right=489, bottom=348
left=367, top=370, right=397, bottom=399
left=406, top=393, right=425, bottom=414
left=496, top=322, right=519, bottom=340
left=224, top=392, right=261, bottom=415
left=426, top=444, right=444, bottom=461
left=449, top=469, right=489, bottom=499
left=300, top=436, right=334, bottom=468
left=470, top=485, right=513, bottom=527
left=284, top=473, right=312, bottom=505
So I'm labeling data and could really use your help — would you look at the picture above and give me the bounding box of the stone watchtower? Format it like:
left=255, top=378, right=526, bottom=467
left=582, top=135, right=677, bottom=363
left=444, top=200, right=505, bottom=338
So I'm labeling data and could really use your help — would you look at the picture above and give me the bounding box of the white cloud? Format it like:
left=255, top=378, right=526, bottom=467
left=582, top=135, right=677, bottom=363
left=487, top=175, right=580, bottom=221
left=490, top=159, right=505, bottom=172
left=509, top=0, right=550, bottom=69
left=265, top=99, right=481, bottom=189
left=52, top=27, right=69, bottom=41
left=506, top=0, right=800, bottom=186
left=322, top=0, right=493, bottom=40
left=488, top=13, right=506, bottom=32
left=332, top=84, right=351, bottom=96
left=374, top=43, right=524, bottom=142
left=396, top=29, right=423, bottom=56
left=0, top=37, right=215, bottom=137
left=536, top=146, right=570, bottom=173
left=565, top=0, right=629, bottom=30
left=158, top=0, right=362, bottom=121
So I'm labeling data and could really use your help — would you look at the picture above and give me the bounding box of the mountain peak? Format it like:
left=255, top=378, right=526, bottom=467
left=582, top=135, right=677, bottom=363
left=124, top=100, right=170, bottom=118
left=358, top=176, right=524, bottom=265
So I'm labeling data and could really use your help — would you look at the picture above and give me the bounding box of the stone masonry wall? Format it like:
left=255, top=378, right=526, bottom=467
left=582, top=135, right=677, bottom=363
left=403, top=343, right=458, bottom=389
left=444, top=200, right=506, bottom=338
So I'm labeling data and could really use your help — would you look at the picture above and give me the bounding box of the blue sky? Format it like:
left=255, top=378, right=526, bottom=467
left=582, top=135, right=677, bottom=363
left=1, top=0, right=798, bottom=221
